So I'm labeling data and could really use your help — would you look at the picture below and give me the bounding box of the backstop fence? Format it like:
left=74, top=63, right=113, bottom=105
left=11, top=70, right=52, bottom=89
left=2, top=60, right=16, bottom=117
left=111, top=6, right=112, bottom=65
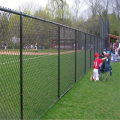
left=0, top=7, right=106, bottom=119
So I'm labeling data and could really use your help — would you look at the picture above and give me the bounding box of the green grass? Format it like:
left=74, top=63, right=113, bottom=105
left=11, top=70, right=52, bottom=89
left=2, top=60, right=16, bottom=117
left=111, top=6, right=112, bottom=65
left=0, top=54, right=59, bottom=119
left=0, top=49, right=73, bottom=53
left=41, top=62, right=120, bottom=119
left=0, top=50, right=87, bottom=119
left=1, top=50, right=117, bottom=119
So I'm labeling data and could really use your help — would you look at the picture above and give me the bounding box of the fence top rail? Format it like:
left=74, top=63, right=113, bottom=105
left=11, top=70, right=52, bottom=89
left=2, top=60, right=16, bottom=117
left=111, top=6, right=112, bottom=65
left=0, top=6, right=105, bottom=39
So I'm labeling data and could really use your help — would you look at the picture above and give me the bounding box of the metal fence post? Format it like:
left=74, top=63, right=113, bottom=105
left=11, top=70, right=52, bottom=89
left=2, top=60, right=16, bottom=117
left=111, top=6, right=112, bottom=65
left=58, top=25, right=60, bottom=99
left=84, top=33, right=86, bottom=74
left=101, top=39, right=103, bottom=53
left=90, top=35, right=91, bottom=68
left=20, top=14, right=23, bottom=120
left=98, top=38, right=100, bottom=54
left=100, top=38, right=101, bottom=54
left=97, top=37, right=98, bottom=53
left=94, top=36, right=95, bottom=60
left=75, top=30, right=77, bottom=83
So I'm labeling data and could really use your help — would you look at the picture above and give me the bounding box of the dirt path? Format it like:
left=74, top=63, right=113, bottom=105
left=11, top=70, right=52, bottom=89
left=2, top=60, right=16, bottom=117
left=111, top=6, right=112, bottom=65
left=0, top=50, right=76, bottom=55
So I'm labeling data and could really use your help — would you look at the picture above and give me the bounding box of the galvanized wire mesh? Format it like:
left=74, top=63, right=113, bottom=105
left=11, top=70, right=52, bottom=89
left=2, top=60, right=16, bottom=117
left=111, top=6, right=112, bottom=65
left=60, top=27, right=75, bottom=96
left=22, top=18, right=59, bottom=119
left=0, top=7, right=107, bottom=119
left=86, top=34, right=91, bottom=72
left=91, top=35, right=95, bottom=66
left=0, top=12, right=20, bottom=119
left=76, top=31, right=85, bottom=81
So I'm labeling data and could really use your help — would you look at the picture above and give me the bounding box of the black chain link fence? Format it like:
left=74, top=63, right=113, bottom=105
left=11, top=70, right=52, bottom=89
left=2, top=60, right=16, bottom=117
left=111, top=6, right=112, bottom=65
left=0, top=7, right=106, bottom=119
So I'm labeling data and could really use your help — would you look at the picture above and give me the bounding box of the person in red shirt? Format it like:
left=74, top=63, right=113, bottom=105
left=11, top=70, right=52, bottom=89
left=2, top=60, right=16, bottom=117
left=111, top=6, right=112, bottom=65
left=90, top=53, right=107, bottom=82
left=114, top=43, right=117, bottom=50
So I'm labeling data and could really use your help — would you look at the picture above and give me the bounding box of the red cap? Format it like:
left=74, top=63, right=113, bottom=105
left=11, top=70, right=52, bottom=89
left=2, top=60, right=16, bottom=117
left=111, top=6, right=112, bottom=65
left=95, top=53, right=99, bottom=57
left=105, top=53, right=109, bottom=57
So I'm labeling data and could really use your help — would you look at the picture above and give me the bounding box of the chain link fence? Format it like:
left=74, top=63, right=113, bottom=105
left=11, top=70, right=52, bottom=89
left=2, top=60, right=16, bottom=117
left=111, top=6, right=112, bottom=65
left=0, top=7, right=106, bottom=119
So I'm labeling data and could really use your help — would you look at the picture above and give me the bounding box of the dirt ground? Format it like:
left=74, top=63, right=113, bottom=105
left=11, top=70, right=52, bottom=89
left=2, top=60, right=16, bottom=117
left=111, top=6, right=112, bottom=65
left=0, top=50, right=76, bottom=55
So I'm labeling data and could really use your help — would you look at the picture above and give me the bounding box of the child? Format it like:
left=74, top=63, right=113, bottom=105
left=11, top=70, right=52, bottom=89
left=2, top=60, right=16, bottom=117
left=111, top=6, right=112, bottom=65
left=5, top=43, right=7, bottom=50
left=90, top=53, right=107, bottom=82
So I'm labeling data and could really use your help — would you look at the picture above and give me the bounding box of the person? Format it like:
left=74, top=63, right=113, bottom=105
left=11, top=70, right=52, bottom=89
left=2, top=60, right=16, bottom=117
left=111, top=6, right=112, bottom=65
left=118, top=43, right=120, bottom=56
left=89, top=43, right=91, bottom=51
left=42, top=44, right=44, bottom=49
left=114, top=43, right=117, bottom=52
left=107, top=51, right=111, bottom=58
left=99, top=52, right=106, bottom=70
left=100, top=53, right=111, bottom=72
left=105, top=53, right=111, bottom=65
left=116, top=40, right=119, bottom=48
left=116, top=40, right=120, bottom=54
left=35, top=42, right=37, bottom=50
left=74, top=43, right=75, bottom=50
left=82, top=46, right=84, bottom=50
left=113, top=43, right=114, bottom=49
left=31, top=43, right=32, bottom=49
left=105, top=41, right=109, bottom=52
left=4, top=43, right=7, bottom=50
left=109, top=45, right=113, bottom=53
left=90, top=53, right=107, bottom=82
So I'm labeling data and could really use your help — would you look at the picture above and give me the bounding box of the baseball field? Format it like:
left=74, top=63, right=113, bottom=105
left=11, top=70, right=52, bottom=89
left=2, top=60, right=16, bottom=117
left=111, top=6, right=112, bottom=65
left=0, top=49, right=92, bottom=119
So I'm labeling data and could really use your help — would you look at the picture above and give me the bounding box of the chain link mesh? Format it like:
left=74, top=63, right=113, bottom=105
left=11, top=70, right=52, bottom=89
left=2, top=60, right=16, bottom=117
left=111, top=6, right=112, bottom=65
left=76, top=31, right=85, bottom=81
left=22, top=17, right=58, bottom=119
left=0, top=11, right=20, bottom=119
left=0, top=8, right=107, bottom=119
left=60, top=27, right=75, bottom=96
left=86, top=34, right=90, bottom=71
left=91, top=35, right=95, bottom=67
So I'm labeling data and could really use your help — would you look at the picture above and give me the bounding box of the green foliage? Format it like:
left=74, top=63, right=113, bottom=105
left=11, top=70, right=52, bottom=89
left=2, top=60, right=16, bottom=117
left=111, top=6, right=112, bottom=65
left=112, top=30, right=119, bottom=36
left=108, top=14, right=120, bottom=36
left=102, top=10, right=107, bottom=22
left=8, top=14, right=20, bottom=34
left=7, top=43, right=13, bottom=49
left=0, top=13, right=9, bottom=44
left=47, top=0, right=71, bottom=25
left=22, top=16, right=35, bottom=45
left=34, top=7, right=51, bottom=20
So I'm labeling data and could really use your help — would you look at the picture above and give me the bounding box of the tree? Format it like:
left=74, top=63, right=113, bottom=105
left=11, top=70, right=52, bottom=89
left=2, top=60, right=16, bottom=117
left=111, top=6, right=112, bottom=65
left=108, top=14, right=120, bottom=36
left=72, top=0, right=83, bottom=29
left=22, top=15, right=35, bottom=46
left=85, top=0, right=102, bottom=18
left=47, top=0, right=71, bottom=24
left=8, top=14, right=20, bottom=49
left=34, top=7, right=51, bottom=20
left=101, top=0, right=113, bottom=24
left=111, top=0, right=120, bottom=19
left=18, top=1, right=39, bottom=15
left=0, top=13, right=9, bottom=49
left=115, top=0, right=120, bottom=18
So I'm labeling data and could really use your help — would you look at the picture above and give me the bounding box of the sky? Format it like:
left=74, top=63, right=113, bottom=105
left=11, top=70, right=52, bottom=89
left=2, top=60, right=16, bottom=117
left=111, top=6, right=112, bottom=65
left=0, top=0, right=73, bottom=10
left=0, top=0, right=88, bottom=19
left=1, top=0, right=48, bottom=9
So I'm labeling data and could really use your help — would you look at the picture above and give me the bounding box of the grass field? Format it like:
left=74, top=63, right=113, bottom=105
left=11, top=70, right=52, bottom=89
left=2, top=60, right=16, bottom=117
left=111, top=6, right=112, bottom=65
left=41, top=62, right=120, bottom=119
left=0, top=49, right=72, bottom=53
left=0, top=50, right=90, bottom=119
